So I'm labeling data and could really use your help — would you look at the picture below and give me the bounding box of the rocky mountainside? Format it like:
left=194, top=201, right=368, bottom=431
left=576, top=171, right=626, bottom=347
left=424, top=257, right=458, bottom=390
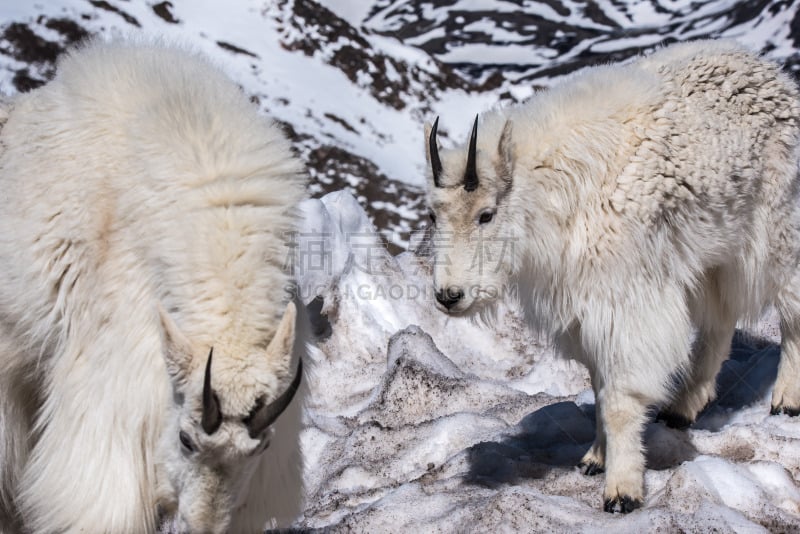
left=1, top=0, right=799, bottom=252
left=363, top=0, right=800, bottom=82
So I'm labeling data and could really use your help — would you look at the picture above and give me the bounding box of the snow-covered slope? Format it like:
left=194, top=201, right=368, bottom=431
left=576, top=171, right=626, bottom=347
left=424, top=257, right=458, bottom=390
left=362, top=0, right=800, bottom=83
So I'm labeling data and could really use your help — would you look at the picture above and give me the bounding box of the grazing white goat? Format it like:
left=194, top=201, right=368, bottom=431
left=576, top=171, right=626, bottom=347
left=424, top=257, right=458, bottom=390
left=0, top=40, right=307, bottom=533
left=424, top=40, right=800, bottom=512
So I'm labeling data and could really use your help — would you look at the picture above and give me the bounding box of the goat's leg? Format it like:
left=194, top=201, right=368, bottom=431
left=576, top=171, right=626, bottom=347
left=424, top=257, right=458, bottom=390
left=774, top=273, right=800, bottom=415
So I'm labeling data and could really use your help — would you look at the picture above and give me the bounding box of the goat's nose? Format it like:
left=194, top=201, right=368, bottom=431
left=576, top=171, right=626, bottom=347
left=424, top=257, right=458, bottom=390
left=436, top=287, right=464, bottom=309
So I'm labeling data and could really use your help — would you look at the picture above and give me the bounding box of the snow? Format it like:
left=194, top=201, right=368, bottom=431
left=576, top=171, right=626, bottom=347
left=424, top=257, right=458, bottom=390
left=313, top=0, right=373, bottom=29
left=295, top=191, right=800, bottom=531
left=438, top=43, right=560, bottom=65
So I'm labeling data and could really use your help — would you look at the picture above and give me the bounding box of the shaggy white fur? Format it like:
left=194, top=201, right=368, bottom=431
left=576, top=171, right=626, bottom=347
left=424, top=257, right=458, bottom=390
left=425, top=40, right=800, bottom=512
left=0, top=40, right=307, bottom=533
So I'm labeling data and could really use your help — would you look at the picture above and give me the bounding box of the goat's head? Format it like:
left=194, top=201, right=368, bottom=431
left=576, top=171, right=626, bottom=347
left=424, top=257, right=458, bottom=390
left=156, top=301, right=302, bottom=533
left=425, top=115, right=518, bottom=315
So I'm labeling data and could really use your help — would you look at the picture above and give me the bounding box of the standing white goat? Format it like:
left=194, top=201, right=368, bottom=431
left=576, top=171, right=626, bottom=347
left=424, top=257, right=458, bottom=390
left=0, top=40, right=307, bottom=533
left=424, top=40, right=800, bottom=512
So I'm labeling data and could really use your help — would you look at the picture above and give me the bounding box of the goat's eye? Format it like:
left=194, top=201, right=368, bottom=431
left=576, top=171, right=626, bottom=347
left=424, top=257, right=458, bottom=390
left=479, top=211, right=494, bottom=225
left=179, top=430, right=195, bottom=453
left=428, top=210, right=437, bottom=225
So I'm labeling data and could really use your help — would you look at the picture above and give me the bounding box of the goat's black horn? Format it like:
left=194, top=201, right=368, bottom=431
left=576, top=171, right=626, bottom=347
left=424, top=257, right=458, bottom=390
left=429, top=116, right=443, bottom=188
left=201, top=348, right=222, bottom=435
left=243, top=359, right=303, bottom=439
left=464, top=114, right=479, bottom=192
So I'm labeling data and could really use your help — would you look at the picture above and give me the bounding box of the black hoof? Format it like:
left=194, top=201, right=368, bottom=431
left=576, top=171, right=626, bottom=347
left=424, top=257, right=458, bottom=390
left=577, top=460, right=604, bottom=476
left=770, top=405, right=800, bottom=417
left=603, top=495, right=642, bottom=514
left=656, top=410, right=693, bottom=430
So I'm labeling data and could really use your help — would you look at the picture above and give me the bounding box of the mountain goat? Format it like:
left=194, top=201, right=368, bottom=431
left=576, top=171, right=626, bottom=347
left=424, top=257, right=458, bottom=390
left=0, top=41, right=307, bottom=532
left=424, top=40, right=800, bottom=512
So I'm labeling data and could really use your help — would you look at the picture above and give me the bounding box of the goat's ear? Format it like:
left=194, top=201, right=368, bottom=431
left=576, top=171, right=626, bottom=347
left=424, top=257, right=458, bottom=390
left=158, top=303, right=194, bottom=385
left=266, top=301, right=297, bottom=363
left=497, top=119, right=514, bottom=186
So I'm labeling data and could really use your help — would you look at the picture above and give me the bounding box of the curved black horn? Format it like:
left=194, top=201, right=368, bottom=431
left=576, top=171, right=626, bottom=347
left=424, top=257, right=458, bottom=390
left=429, top=116, right=443, bottom=188
left=464, top=114, right=479, bottom=192
left=201, top=348, right=222, bottom=435
left=243, top=358, right=303, bottom=439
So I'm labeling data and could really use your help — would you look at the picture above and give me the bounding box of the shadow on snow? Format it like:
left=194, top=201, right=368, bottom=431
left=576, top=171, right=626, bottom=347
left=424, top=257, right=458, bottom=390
left=465, top=331, right=780, bottom=488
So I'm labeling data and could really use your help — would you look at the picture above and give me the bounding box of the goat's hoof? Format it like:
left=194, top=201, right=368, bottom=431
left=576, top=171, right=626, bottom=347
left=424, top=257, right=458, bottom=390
left=577, top=460, right=604, bottom=476
left=770, top=405, right=800, bottom=417
left=603, top=495, right=641, bottom=514
left=656, top=410, right=693, bottom=430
